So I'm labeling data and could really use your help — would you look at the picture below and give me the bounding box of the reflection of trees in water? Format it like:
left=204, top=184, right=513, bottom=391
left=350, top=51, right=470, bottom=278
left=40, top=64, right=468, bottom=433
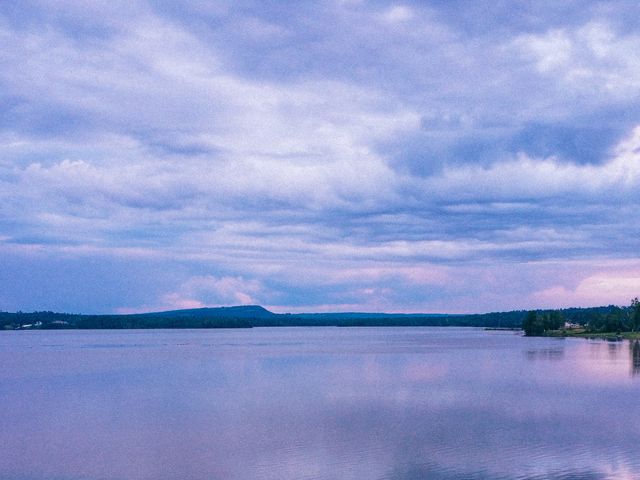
left=631, top=341, right=640, bottom=377
left=525, top=348, right=564, bottom=361
left=607, top=340, right=623, bottom=358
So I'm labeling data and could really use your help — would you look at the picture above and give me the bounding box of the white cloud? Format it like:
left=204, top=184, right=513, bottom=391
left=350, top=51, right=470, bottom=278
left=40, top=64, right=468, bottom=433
left=0, top=10, right=422, bottom=221
left=532, top=272, right=640, bottom=308
left=117, top=275, right=266, bottom=313
left=179, top=275, right=264, bottom=305
left=381, top=5, right=414, bottom=24
left=516, top=29, right=574, bottom=72
left=423, top=125, right=640, bottom=202
left=513, top=22, right=640, bottom=96
left=4, top=123, right=640, bottom=286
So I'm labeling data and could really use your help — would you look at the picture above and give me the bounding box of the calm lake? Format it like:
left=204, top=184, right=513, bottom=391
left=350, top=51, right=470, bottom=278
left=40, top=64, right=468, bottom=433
left=1, top=327, right=639, bottom=480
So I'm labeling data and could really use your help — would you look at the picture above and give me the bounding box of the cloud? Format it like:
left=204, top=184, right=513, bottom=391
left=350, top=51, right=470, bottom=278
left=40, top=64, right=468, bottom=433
left=532, top=270, right=640, bottom=308
left=425, top=125, right=640, bottom=202
left=513, top=21, right=640, bottom=97
left=179, top=275, right=264, bottom=305
left=117, top=275, right=266, bottom=313
left=381, top=5, right=414, bottom=24
left=2, top=2, right=640, bottom=313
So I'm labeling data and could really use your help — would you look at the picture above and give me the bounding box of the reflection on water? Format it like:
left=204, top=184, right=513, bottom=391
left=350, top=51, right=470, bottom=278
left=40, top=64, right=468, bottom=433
left=607, top=340, right=622, bottom=359
left=525, top=347, right=565, bottom=361
left=631, top=341, right=640, bottom=377
left=0, top=328, right=639, bottom=480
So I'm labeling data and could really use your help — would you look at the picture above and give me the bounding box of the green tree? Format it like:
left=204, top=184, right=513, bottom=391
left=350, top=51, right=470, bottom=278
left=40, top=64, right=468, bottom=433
left=522, top=310, right=544, bottom=336
left=631, top=298, right=640, bottom=332
left=586, top=311, right=605, bottom=332
left=543, top=310, right=564, bottom=331
left=604, top=307, right=624, bottom=333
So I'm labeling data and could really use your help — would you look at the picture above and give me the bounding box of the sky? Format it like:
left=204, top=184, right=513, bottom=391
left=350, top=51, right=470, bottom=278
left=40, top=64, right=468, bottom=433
left=1, top=1, right=640, bottom=314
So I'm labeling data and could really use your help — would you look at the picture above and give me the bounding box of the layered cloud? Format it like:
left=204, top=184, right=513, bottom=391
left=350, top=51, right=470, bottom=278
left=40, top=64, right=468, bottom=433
left=1, top=1, right=640, bottom=313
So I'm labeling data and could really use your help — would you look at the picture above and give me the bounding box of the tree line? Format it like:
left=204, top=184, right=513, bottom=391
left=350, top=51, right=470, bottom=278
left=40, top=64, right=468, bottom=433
left=2, top=300, right=639, bottom=332
left=522, top=298, right=640, bottom=336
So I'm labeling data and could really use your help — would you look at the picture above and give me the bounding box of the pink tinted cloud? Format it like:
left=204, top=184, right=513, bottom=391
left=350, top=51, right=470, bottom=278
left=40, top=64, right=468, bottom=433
left=531, top=272, right=640, bottom=308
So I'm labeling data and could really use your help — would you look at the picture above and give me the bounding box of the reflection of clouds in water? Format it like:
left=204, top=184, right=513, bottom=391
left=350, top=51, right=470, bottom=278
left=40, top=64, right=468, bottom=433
left=562, top=340, right=638, bottom=383
left=387, top=463, right=608, bottom=480
left=241, top=357, right=639, bottom=479
left=402, top=362, right=448, bottom=382
left=387, top=462, right=501, bottom=480
left=2, top=329, right=640, bottom=479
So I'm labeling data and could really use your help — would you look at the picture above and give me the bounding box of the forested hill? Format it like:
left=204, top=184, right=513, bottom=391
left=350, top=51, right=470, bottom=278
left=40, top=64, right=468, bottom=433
left=0, top=304, right=624, bottom=330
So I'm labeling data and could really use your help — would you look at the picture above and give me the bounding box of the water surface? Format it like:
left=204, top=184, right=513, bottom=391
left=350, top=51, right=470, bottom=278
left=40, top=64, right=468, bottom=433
left=1, top=327, right=639, bottom=480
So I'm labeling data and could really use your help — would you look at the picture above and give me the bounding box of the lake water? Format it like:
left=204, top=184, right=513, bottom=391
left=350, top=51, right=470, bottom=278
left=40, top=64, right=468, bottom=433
left=1, top=327, right=639, bottom=480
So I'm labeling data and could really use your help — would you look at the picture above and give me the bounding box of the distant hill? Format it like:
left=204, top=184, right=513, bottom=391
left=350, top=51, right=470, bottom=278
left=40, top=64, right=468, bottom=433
left=0, top=304, right=628, bottom=330
left=135, top=305, right=276, bottom=319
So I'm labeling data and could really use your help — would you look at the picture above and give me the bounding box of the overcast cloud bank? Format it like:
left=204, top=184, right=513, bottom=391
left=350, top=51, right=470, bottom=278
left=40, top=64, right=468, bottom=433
left=1, top=1, right=640, bottom=313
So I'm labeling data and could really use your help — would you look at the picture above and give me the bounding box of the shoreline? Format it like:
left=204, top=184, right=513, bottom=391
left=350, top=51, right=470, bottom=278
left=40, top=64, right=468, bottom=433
left=545, top=330, right=640, bottom=340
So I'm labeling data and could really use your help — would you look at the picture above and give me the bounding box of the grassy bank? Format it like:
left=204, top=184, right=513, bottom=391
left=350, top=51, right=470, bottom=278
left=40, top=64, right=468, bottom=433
left=545, top=328, right=640, bottom=340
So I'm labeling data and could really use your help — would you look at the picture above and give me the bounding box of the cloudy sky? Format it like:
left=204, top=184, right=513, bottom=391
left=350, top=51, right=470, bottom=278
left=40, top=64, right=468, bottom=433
left=1, top=1, right=640, bottom=314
